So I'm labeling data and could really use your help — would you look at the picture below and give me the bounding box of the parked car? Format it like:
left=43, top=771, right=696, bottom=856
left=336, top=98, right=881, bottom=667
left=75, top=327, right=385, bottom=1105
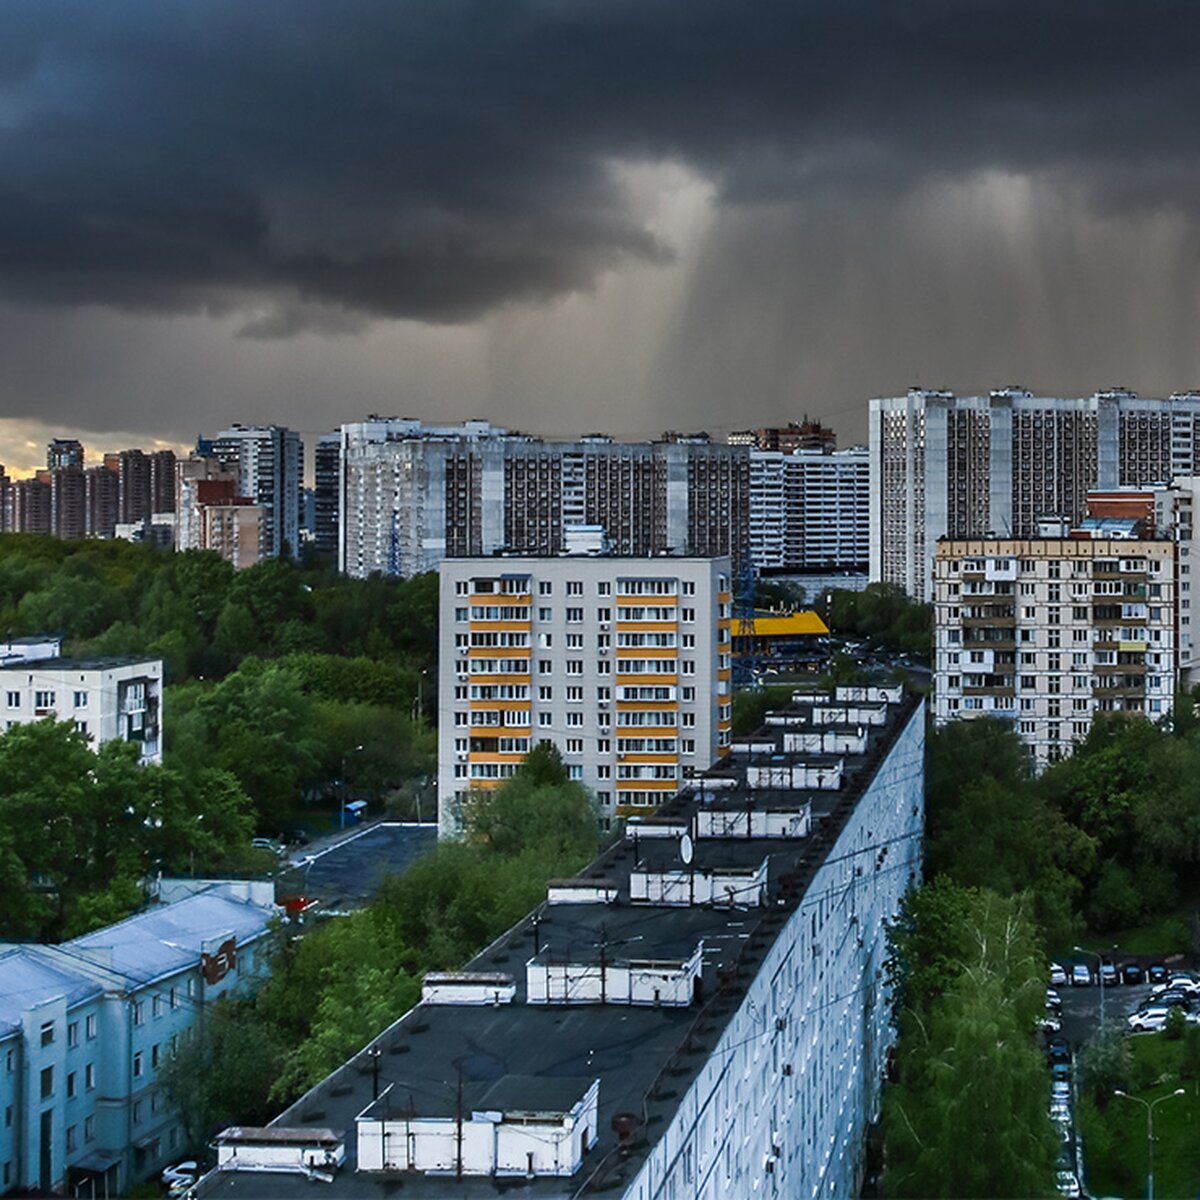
left=1051, top=1062, right=1072, bottom=1083
left=1046, top=988, right=1063, bottom=1012
left=1146, top=989, right=1190, bottom=1009
left=1128, top=1008, right=1170, bottom=1032
left=162, top=1162, right=199, bottom=1186
left=1056, top=1169, right=1082, bottom=1198
left=1148, top=963, right=1169, bottom=985
left=1167, top=975, right=1200, bottom=996
left=1049, top=962, right=1068, bottom=986
left=1121, top=962, right=1144, bottom=986
left=251, top=837, right=284, bottom=855
left=1041, top=1016, right=1063, bottom=1034
left=1051, top=1080, right=1071, bottom=1101
left=1049, top=1100, right=1071, bottom=1124
left=1099, top=961, right=1119, bottom=987
left=1047, top=1036, right=1071, bottom=1064
left=1071, top=963, right=1092, bottom=987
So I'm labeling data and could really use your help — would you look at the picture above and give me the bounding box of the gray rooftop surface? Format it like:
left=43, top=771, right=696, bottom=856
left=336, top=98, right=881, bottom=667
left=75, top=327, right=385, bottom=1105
left=197, top=692, right=921, bottom=1200
left=0, top=655, right=158, bottom=672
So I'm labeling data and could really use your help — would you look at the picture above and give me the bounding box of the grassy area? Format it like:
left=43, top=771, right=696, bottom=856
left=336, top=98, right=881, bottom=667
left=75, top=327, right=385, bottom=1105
left=1064, top=891, right=1200, bottom=960
left=1077, top=1035, right=1200, bottom=1198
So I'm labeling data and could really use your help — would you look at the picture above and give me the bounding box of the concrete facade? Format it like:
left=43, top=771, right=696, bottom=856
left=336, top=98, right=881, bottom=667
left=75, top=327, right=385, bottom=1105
left=933, top=536, right=1177, bottom=767
left=870, top=387, right=1200, bottom=601
left=0, top=641, right=164, bottom=764
left=0, top=883, right=277, bottom=1196
left=437, top=556, right=733, bottom=836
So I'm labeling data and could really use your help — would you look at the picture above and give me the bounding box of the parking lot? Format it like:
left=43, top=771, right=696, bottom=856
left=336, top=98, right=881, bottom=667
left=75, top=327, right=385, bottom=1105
left=1046, top=957, right=1198, bottom=1197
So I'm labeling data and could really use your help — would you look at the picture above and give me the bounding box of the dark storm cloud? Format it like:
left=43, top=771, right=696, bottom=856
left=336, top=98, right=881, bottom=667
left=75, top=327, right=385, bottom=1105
left=2, top=1, right=1200, bottom=331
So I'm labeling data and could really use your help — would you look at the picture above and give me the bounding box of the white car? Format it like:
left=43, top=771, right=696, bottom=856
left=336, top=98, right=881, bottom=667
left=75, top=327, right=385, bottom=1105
left=162, top=1161, right=198, bottom=1185
left=1167, top=975, right=1200, bottom=995
left=1050, top=963, right=1068, bottom=986
left=1041, top=1016, right=1062, bottom=1034
left=1071, top=963, right=1091, bottom=987
left=1050, top=1081, right=1071, bottom=1102
left=1056, top=1170, right=1082, bottom=1198
left=1128, top=1007, right=1170, bottom=1032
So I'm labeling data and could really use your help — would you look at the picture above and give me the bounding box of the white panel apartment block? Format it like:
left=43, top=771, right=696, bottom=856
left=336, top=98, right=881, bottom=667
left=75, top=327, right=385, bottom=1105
left=934, top=537, right=1177, bottom=768
left=437, top=557, right=733, bottom=837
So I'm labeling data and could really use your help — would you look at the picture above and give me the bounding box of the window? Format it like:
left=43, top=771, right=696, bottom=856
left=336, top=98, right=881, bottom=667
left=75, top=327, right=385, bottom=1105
left=537, top=606, right=552, bottom=621
left=34, top=691, right=55, bottom=709
left=538, top=581, right=552, bottom=595
left=538, top=660, right=553, bottom=675
left=40, top=1066, right=53, bottom=1099
left=85, top=1063, right=95, bottom=1090
left=566, top=633, right=583, bottom=649
left=133, top=1100, right=143, bottom=1125
left=538, top=686, right=552, bottom=701
left=66, top=1125, right=77, bottom=1152
left=133, top=1051, right=144, bottom=1079
left=566, top=607, right=583, bottom=623
left=4, top=692, right=17, bottom=709
left=565, top=660, right=583, bottom=675
left=84, top=1116, right=95, bottom=1143
left=565, top=712, right=583, bottom=727
left=152, top=995, right=164, bottom=1019
left=40, top=1021, right=54, bottom=1047
left=67, top=1021, right=78, bottom=1048
left=152, top=1044, right=161, bottom=1068
left=565, top=739, right=583, bottom=754
left=455, top=580, right=469, bottom=596
left=169, top=987, right=178, bottom=1011
left=538, top=712, right=552, bottom=727
left=66, top=1071, right=76, bottom=1099
left=597, top=582, right=611, bottom=596
left=133, top=1001, right=145, bottom=1026
left=73, top=691, right=88, bottom=708
left=85, top=1014, right=96, bottom=1040
left=566, top=686, right=583, bottom=702
left=681, top=608, right=695, bottom=622
left=566, top=581, right=583, bottom=596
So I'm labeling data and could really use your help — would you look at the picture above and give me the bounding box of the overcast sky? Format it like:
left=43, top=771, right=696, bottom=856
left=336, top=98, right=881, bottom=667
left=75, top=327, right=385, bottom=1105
left=5, top=1, right=1200, bottom=473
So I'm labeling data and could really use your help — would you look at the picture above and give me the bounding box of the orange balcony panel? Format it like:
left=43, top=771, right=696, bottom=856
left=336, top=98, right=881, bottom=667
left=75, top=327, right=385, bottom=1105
left=468, top=621, right=531, bottom=632
left=614, top=674, right=678, bottom=685
left=468, top=699, right=532, bottom=710
left=615, top=778, right=677, bottom=791
left=468, top=594, right=531, bottom=606
left=468, top=752, right=527, bottom=764
left=618, top=754, right=679, bottom=765
left=616, top=594, right=677, bottom=605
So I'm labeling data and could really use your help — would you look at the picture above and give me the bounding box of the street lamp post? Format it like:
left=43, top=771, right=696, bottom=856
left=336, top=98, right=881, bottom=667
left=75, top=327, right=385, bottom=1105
left=340, top=744, right=365, bottom=829
left=1114, top=1088, right=1186, bottom=1200
left=1074, top=945, right=1114, bottom=1028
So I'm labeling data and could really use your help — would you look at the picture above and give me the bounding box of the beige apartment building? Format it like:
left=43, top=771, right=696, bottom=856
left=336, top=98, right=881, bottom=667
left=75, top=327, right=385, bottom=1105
left=437, top=555, right=733, bottom=837
left=934, top=536, right=1177, bottom=767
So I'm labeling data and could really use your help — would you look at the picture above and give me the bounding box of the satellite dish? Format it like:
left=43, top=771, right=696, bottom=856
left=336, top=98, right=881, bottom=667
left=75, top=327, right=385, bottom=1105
left=680, top=834, right=694, bottom=866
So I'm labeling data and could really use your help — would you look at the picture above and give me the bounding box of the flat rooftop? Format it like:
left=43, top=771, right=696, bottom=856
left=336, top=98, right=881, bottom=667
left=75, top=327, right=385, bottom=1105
left=197, top=691, right=921, bottom=1199
left=0, top=655, right=159, bottom=672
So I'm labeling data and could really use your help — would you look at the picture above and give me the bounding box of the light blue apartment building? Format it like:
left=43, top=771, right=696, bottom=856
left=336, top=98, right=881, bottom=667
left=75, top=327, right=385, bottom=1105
left=0, top=882, right=277, bottom=1196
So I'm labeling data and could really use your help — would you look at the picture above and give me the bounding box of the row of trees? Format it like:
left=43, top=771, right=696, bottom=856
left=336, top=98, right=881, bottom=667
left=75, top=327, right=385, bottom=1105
left=883, top=704, right=1200, bottom=1195
left=928, top=709, right=1200, bottom=946
left=158, top=746, right=599, bottom=1143
left=0, top=721, right=257, bottom=940
left=825, top=582, right=931, bottom=657
left=0, top=534, right=437, bottom=683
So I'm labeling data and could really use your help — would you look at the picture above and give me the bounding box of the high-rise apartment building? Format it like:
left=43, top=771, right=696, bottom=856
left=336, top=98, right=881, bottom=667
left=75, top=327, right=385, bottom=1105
left=209, top=425, right=302, bottom=558
left=437, top=556, right=733, bottom=837
left=870, top=387, right=1200, bottom=601
left=750, top=448, right=869, bottom=575
left=46, top=438, right=85, bottom=472
left=340, top=420, right=750, bottom=579
left=84, top=465, right=118, bottom=538
left=933, top=535, right=1177, bottom=768
left=312, top=432, right=341, bottom=558
left=174, top=456, right=266, bottom=569
left=46, top=468, right=86, bottom=540
left=7, top=477, right=50, bottom=535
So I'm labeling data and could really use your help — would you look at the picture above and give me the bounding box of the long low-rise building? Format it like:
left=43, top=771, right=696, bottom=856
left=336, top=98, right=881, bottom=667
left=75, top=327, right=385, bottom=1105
left=0, top=881, right=278, bottom=1196
left=194, top=684, right=924, bottom=1199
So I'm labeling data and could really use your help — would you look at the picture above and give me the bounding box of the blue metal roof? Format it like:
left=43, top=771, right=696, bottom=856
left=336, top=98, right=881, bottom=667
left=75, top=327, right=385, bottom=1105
left=0, top=947, right=103, bottom=1037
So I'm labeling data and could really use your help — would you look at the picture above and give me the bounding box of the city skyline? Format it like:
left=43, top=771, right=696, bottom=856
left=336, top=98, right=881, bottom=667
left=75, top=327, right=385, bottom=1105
left=7, top=4, right=1200, bottom=467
